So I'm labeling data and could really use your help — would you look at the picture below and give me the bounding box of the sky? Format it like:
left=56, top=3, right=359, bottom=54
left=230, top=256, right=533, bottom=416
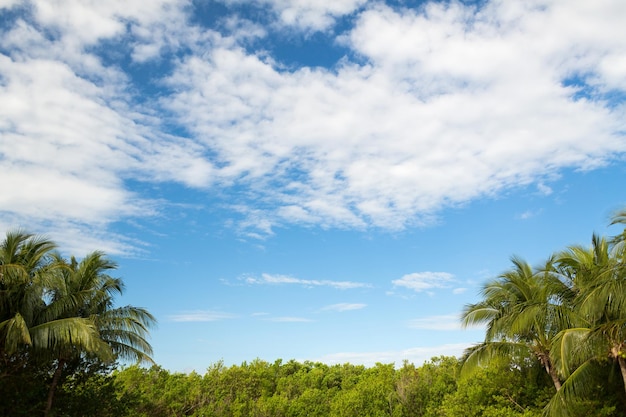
left=1, top=0, right=626, bottom=373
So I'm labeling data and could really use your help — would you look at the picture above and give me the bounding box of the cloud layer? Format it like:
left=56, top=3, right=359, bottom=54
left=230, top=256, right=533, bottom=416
left=1, top=0, right=625, bottom=250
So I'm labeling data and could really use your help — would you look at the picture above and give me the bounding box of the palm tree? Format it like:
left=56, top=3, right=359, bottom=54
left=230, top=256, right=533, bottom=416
left=0, top=231, right=101, bottom=376
left=41, top=251, right=156, bottom=416
left=547, top=234, right=626, bottom=416
left=0, top=231, right=156, bottom=416
left=461, top=256, right=574, bottom=391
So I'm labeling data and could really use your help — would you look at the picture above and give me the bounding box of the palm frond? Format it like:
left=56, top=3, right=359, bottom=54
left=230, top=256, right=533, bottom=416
left=29, top=317, right=112, bottom=360
left=544, top=359, right=597, bottom=417
left=0, top=312, right=32, bottom=352
left=460, top=341, right=530, bottom=379
left=550, top=328, right=590, bottom=378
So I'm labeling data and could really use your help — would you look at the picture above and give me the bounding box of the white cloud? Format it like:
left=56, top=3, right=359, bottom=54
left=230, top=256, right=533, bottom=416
left=169, top=310, right=236, bottom=322
left=321, top=303, right=367, bottom=312
left=537, top=182, right=553, bottom=196
left=0, top=50, right=152, bottom=251
left=314, top=343, right=472, bottom=367
left=519, top=210, right=533, bottom=220
left=244, top=273, right=371, bottom=289
left=221, top=16, right=268, bottom=43
left=28, top=0, right=194, bottom=59
left=0, top=3, right=217, bottom=252
left=221, top=0, right=367, bottom=31
left=407, top=314, right=462, bottom=331
left=164, top=0, right=626, bottom=236
left=517, top=209, right=543, bottom=220
left=0, top=0, right=21, bottom=9
left=265, top=316, right=314, bottom=322
left=1, top=0, right=625, bottom=251
left=392, top=272, right=455, bottom=293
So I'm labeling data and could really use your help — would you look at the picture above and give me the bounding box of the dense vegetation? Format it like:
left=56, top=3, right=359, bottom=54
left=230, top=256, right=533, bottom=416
left=0, top=231, right=155, bottom=416
left=5, top=354, right=621, bottom=417
left=3, top=209, right=626, bottom=416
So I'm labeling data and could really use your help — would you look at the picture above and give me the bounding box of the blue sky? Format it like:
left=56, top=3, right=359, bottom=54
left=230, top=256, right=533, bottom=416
left=1, top=0, right=625, bottom=372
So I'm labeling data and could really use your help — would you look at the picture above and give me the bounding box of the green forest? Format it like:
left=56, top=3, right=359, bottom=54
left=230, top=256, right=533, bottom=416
left=4, top=208, right=626, bottom=416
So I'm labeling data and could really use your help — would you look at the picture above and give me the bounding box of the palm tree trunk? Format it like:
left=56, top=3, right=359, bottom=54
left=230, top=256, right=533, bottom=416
left=44, top=358, right=65, bottom=417
left=540, top=355, right=562, bottom=391
left=546, top=364, right=562, bottom=391
left=617, top=355, right=626, bottom=396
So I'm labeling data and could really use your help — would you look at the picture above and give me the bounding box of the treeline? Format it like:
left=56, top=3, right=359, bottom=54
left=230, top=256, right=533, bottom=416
left=5, top=353, right=623, bottom=416
left=11, top=354, right=621, bottom=417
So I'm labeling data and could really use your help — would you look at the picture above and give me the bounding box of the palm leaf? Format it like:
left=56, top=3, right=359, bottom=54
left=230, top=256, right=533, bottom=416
left=460, top=341, right=529, bottom=379
left=544, top=359, right=597, bottom=417
left=0, top=312, right=32, bottom=352
left=29, top=317, right=112, bottom=360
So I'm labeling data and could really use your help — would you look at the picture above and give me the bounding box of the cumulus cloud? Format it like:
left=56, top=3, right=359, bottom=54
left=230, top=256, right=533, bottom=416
left=0, top=1, right=216, bottom=251
left=221, top=0, right=367, bottom=31
left=164, top=0, right=626, bottom=236
left=392, top=272, right=455, bottom=293
left=244, top=273, right=371, bottom=289
left=1, top=0, right=625, bottom=251
left=26, top=0, right=195, bottom=59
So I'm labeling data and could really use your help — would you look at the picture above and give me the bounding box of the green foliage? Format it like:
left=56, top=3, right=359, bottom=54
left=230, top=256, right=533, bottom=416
left=0, top=230, right=155, bottom=416
left=330, top=363, right=399, bottom=417
left=107, top=356, right=559, bottom=417
left=394, top=356, right=457, bottom=417
left=0, top=355, right=49, bottom=416
left=110, top=359, right=415, bottom=417
left=437, top=357, right=552, bottom=417
left=51, top=360, right=134, bottom=417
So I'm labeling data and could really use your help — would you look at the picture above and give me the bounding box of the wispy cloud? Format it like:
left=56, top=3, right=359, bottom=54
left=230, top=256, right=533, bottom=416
left=314, top=343, right=473, bottom=367
left=517, top=209, right=543, bottom=220
left=320, top=303, right=367, bottom=312
left=392, top=272, right=455, bottom=293
left=537, top=182, right=553, bottom=196
left=244, top=273, right=371, bottom=289
left=169, top=310, right=236, bottom=322
left=407, top=314, right=462, bottom=331
left=264, top=316, right=314, bottom=322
